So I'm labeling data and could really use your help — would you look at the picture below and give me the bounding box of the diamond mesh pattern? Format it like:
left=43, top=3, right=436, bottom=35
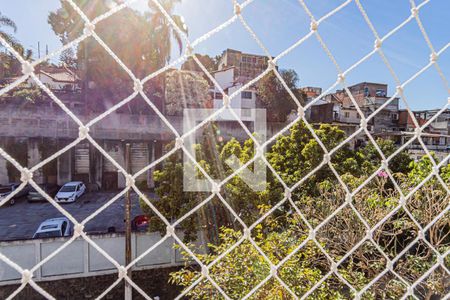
left=0, top=0, right=449, bottom=299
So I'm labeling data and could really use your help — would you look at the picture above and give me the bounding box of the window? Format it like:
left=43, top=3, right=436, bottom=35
left=376, top=89, right=386, bottom=97
left=356, top=113, right=360, bottom=119
left=364, top=87, right=369, bottom=96
left=42, top=225, right=58, bottom=230
left=391, top=113, right=399, bottom=120
left=344, top=112, right=350, bottom=118
left=241, top=91, right=252, bottom=99
left=61, top=221, right=67, bottom=234
left=60, top=185, right=76, bottom=192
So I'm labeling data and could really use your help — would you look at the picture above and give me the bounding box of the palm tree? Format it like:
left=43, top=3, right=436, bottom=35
left=0, top=12, right=23, bottom=52
left=147, top=0, right=188, bottom=68
left=146, top=0, right=188, bottom=115
left=0, top=12, right=27, bottom=79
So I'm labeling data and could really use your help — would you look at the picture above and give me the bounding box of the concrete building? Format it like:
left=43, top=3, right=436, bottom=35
left=376, top=109, right=450, bottom=162
left=0, top=98, right=287, bottom=190
left=211, top=67, right=257, bottom=121
left=0, top=103, right=166, bottom=190
left=301, top=86, right=322, bottom=103
left=305, top=82, right=400, bottom=148
left=324, top=82, right=400, bottom=134
left=217, top=49, right=270, bottom=83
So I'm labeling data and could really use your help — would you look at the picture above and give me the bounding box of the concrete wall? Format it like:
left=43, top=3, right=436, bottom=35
left=214, top=67, right=235, bottom=88
left=0, top=104, right=175, bottom=141
left=0, top=104, right=283, bottom=142
left=0, top=157, right=8, bottom=185
left=0, top=231, right=201, bottom=285
left=27, top=139, right=43, bottom=184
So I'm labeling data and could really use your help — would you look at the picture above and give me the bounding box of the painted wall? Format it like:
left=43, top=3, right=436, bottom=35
left=0, top=231, right=204, bottom=285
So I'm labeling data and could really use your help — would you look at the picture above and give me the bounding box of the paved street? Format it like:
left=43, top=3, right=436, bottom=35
left=0, top=192, right=151, bottom=241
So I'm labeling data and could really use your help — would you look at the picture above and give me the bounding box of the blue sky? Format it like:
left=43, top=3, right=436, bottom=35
left=1, top=0, right=449, bottom=110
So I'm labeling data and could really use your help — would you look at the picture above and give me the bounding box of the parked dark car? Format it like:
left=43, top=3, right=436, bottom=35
left=27, top=183, right=59, bottom=202
left=0, top=183, right=31, bottom=205
left=131, top=215, right=149, bottom=232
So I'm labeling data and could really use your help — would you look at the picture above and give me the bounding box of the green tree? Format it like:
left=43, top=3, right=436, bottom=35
left=171, top=155, right=449, bottom=299
left=59, top=48, right=77, bottom=69
left=145, top=121, right=357, bottom=243
left=0, top=12, right=28, bottom=79
left=181, top=54, right=216, bottom=73
left=48, top=0, right=187, bottom=113
left=170, top=221, right=345, bottom=299
left=268, top=121, right=354, bottom=194
left=11, top=84, right=42, bottom=102
left=147, top=0, right=188, bottom=67
left=142, top=124, right=234, bottom=242
left=257, top=69, right=305, bottom=122
left=152, top=120, right=447, bottom=298
left=49, top=1, right=156, bottom=86
left=0, top=12, right=22, bottom=52
left=141, top=146, right=205, bottom=242
left=359, top=138, right=412, bottom=175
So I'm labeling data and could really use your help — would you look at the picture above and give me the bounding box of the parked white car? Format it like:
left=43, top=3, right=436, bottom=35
left=54, top=181, right=86, bottom=203
left=33, top=217, right=72, bottom=239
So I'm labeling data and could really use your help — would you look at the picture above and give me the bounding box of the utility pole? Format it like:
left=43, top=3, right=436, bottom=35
left=124, top=143, right=132, bottom=300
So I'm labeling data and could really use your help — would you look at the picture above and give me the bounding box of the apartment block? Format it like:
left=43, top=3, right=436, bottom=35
left=217, top=49, right=270, bottom=83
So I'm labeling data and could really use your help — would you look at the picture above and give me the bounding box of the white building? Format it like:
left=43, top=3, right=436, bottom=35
left=28, top=66, right=79, bottom=92
left=211, top=67, right=257, bottom=121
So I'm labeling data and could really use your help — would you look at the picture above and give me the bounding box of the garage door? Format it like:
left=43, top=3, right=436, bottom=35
left=103, top=142, right=122, bottom=172
left=75, top=143, right=90, bottom=174
left=74, top=142, right=90, bottom=183
left=131, top=143, right=149, bottom=184
left=103, top=142, right=121, bottom=190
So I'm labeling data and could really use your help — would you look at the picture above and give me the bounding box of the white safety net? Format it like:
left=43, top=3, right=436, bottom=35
left=0, top=0, right=449, bottom=299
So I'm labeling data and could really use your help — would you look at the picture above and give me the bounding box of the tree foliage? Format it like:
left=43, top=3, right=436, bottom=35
left=0, top=11, right=30, bottom=79
left=49, top=1, right=155, bottom=86
left=147, top=120, right=449, bottom=299
left=181, top=54, right=221, bottom=73
left=59, top=48, right=77, bottom=69
left=0, top=12, right=21, bottom=53
left=48, top=0, right=186, bottom=112
left=257, top=69, right=305, bottom=122
left=164, top=70, right=211, bottom=115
